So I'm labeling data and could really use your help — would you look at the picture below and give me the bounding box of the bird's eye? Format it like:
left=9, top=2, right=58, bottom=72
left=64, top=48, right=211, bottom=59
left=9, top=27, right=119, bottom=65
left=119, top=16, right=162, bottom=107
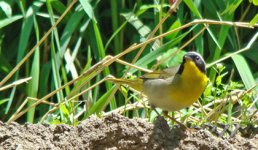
left=195, top=56, right=200, bottom=61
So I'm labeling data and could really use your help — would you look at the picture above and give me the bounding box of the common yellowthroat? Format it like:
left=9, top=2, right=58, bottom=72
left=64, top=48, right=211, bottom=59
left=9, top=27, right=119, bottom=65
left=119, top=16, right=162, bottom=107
left=109, top=52, right=208, bottom=113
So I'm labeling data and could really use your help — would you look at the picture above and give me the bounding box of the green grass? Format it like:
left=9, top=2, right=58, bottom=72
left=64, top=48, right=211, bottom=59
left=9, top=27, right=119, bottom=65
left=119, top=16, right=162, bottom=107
left=0, top=0, right=257, bottom=128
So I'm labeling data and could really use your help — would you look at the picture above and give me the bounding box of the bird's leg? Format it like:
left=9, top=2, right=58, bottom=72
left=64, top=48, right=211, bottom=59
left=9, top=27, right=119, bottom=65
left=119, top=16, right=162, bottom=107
left=151, top=105, right=162, bottom=117
left=151, top=105, right=186, bottom=130
left=163, top=111, right=187, bottom=130
left=151, top=105, right=170, bottom=131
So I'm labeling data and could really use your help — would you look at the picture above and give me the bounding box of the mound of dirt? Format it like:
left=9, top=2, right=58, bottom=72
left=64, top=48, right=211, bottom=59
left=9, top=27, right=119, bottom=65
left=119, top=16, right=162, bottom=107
left=0, top=113, right=257, bottom=149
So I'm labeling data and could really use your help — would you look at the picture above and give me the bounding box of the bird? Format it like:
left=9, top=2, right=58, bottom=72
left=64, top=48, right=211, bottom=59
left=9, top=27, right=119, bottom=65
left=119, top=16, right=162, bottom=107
left=109, top=51, right=208, bottom=128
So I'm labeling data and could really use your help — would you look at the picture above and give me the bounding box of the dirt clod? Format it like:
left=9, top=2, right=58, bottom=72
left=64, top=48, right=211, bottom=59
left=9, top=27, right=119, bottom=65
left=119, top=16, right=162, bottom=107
left=0, top=113, right=257, bottom=149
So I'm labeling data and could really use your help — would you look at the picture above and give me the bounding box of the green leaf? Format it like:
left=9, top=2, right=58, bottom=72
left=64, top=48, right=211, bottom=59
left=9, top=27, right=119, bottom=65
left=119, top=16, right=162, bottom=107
left=209, top=13, right=233, bottom=83
left=137, top=4, right=170, bottom=16
left=91, top=21, right=116, bottom=109
left=193, top=25, right=204, bottom=55
left=184, top=0, right=202, bottom=18
left=60, top=103, right=70, bottom=117
left=60, top=10, right=84, bottom=57
left=121, top=12, right=151, bottom=38
left=46, top=0, right=61, bottom=68
left=27, top=15, right=40, bottom=123
left=222, top=0, right=242, bottom=15
left=121, top=11, right=162, bottom=51
left=166, top=19, right=182, bottom=40
left=232, top=54, right=256, bottom=89
left=5, top=1, right=43, bottom=114
left=50, top=0, right=71, bottom=18
left=50, top=35, right=65, bottom=120
left=0, top=15, right=23, bottom=29
left=250, top=13, right=258, bottom=26
left=0, top=98, right=8, bottom=106
left=88, top=86, right=117, bottom=117
left=250, top=0, right=258, bottom=5
left=0, top=1, right=12, bottom=17
left=78, top=0, right=96, bottom=22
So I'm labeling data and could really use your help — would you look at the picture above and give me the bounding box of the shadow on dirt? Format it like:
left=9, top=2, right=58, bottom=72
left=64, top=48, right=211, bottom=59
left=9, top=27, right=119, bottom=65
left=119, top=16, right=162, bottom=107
left=150, top=116, right=187, bottom=149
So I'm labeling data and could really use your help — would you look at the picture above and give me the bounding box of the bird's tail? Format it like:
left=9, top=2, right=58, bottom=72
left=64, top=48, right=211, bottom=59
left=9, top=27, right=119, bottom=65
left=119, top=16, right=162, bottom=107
left=107, top=77, right=144, bottom=92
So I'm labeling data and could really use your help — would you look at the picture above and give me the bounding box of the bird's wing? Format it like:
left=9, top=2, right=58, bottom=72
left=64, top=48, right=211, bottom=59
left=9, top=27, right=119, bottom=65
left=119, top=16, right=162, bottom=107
left=141, top=65, right=180, bottom=79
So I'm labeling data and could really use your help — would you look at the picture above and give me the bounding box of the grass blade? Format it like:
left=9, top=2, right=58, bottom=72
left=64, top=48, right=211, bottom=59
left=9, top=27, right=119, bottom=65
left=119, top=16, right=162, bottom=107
left=0, top=15, right=23, bottom=28
left=231, top=54, right=256, bottom=89
left=26, top=14, right=40, bottom=123
left=5, top=1, right=43, bottom=114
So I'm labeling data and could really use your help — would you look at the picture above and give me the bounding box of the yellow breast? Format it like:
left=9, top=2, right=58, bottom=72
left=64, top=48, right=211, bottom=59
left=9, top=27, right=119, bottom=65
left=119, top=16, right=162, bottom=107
left=169, top=60, right=208, bottom=109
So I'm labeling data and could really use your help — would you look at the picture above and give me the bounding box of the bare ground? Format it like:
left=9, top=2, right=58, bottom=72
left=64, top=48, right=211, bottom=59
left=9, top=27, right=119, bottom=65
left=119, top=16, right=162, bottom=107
left=0, top=113, right=257, bottom=149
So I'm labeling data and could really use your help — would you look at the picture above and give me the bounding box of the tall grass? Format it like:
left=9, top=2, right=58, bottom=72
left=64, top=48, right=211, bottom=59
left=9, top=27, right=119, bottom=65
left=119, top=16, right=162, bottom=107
left=0, top=0, right=257, bottom=126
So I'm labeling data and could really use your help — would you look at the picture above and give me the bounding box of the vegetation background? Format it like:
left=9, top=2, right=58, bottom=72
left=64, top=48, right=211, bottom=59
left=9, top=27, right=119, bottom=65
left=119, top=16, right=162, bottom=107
left=0, top=0, right=257, bottom=127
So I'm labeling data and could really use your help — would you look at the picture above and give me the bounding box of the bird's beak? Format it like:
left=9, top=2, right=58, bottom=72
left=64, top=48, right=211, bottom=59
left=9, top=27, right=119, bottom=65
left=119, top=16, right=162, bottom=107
left=184, top=55, right=192, bottom=62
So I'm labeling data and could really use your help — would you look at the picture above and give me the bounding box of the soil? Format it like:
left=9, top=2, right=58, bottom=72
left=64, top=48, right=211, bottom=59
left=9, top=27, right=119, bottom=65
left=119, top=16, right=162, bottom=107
left=0, top=113, right=257, bottom=150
